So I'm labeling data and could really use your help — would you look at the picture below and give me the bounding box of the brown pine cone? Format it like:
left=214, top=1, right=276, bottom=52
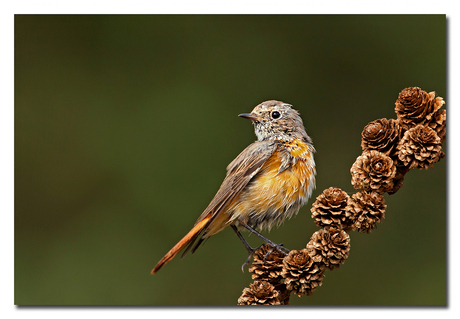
left=361, top=118, right=402, bottom=158
left=395, top=87, right=444, bottom=130
left=349, top=191, right=386, bottom=233
left=351, top=150, right=397, bottom=194
left=427, top=109, right=446, bottom=143
left=398, top=124, right=444, bottom=170
left=237, top=280, right=281, bottom=305
left=281, top=249, right=325, bottom=297
left=310, top=187, right=354, bottom=230
left=249, top=244, right=285, bottom=283
left=307, top=227, right=350, bottom=270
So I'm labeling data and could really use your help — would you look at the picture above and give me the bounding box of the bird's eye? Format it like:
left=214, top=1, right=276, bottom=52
left=271, top=111, right=281, bottom=119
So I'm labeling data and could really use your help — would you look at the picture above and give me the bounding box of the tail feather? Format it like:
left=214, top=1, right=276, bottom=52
left=151, top=216, right=210, bottom=274
left=181, top=233, right=207, bottom=258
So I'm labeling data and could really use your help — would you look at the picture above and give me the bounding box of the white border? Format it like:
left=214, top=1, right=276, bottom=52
left=2, top=1, right=457, bottom=318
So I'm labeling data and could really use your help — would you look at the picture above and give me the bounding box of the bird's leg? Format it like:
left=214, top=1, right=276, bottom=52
left=231, top=222, right=290, bottom=271
left=230, top=225, right=263, bottom=272
left=238, top=221, right=290, bottom=256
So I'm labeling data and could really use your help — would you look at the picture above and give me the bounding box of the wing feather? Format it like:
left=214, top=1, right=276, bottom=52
left=182, top=140, right=277, bottom=256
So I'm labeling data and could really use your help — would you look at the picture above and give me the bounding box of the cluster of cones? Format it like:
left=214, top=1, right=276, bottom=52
left=238, top=87, right=446, bottom=305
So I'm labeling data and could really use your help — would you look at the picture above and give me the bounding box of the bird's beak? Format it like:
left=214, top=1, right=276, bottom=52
left=238, top=113, right=259, bottom=121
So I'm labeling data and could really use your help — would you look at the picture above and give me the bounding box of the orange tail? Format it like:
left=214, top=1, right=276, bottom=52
left=151, top=216, right=210, bottom=274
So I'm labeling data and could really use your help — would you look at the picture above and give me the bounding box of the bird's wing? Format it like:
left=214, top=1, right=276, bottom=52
left=181, top=140, right=278, bottom=256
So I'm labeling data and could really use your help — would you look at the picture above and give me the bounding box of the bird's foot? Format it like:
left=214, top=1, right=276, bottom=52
left=240, top=244, right=264, bottom=272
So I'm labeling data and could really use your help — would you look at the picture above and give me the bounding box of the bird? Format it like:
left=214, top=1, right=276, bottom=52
left=151, top=100, right=316, bottom=274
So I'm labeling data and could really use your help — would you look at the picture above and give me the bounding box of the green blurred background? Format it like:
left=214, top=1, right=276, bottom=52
left=14, top=15, right=446, bottom=305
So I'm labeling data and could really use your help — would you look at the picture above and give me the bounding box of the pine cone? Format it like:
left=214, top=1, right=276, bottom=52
left=281, top=249, right=325, bottom=297
left=427, top=109, right=446, bottom=143
left=249, top=244, right=285, bottom=283
left=310, top=187, right=354, bottom=231
left=351, top=150, right=397, bottom=194
left=237, top=280, right=281, bottom=305
left=349, top=191, right=386, bottom=233
left=395, top=87, right=444, bottom=130
left=307, top=227, right=350, bottom=270
left=398, top=124, right=444, bottom=170
left=361, top=118, right=402, bottom=157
